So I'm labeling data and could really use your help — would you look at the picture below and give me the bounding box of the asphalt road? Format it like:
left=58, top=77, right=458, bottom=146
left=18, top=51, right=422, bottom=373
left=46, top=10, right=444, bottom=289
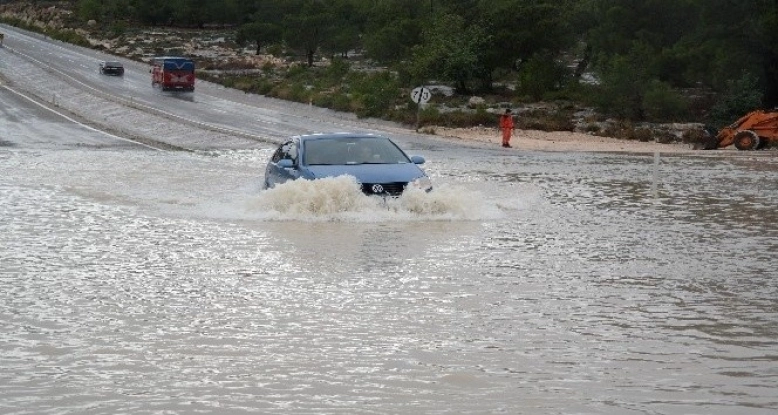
left=0, top=24, right=438, bottom=152
left=0, top=79, right=160, bottom=150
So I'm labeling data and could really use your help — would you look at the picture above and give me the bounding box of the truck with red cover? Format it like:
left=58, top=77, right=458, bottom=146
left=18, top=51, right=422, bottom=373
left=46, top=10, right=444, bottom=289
left=151, top=56, right=195, bottom=92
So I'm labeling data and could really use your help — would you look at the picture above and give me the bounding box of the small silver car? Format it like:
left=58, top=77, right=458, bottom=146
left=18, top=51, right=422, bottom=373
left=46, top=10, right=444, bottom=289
left=263, top=133, right=432, bottom=196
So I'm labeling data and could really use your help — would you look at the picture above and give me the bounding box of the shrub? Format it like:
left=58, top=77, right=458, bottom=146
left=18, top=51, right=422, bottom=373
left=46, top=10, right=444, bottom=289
left=517, top=55, right=570, bottom=101
left=107, top=22, right=127, bottom=38
left=254, top=78, right=275, bottom=95
left=468, top=107, right=496, bottom=127
left=442, top=110, right=479, bottom=127
left=312, top=91, right=351, bottom=112
left=654, top=131, right=678, bottom=144
left=417, top=106, right=443, bottom=126
left=330, top=94, right=352, bottom=112
left=385, top=107, right=417, bottom=125
left=642, top=80, right=689, bottom=122
left=323, top=58, right=350, bottom=81
left=219, top=76, right=255, bottom=91
left=48, top=29, right=91, bottom=47
left=633, top=128, right=654, bottom=142
left=349, top=71, right=400, bottom=118
left=518, top=109, right=575, bottom=132
left=284, top=64, right=309, bottom=81
left=706, top=72, right=763, bottom=129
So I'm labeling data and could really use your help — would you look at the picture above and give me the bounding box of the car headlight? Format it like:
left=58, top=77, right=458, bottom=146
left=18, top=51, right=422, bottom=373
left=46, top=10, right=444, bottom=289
left=408, top=176, right=433, bottom=192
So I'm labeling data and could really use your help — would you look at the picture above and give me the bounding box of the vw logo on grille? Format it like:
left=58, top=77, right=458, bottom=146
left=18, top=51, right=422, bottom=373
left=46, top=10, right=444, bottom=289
left=371, top=184, right=384, bottom=193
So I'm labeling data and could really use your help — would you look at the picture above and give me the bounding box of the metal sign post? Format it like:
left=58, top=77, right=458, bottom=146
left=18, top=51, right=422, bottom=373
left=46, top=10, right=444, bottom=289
left=411, top=86, right=431, bottom=131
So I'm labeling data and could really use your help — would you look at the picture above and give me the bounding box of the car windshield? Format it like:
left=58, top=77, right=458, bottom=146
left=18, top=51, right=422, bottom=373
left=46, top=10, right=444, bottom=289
left=303, top=137, right=411, bottom=166
left=105, top=61, right=122, bottom=67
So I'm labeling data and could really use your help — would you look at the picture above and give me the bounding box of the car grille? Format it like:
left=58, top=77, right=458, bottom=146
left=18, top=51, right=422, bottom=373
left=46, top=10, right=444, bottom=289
left=361, top=182, right=407, bottom=196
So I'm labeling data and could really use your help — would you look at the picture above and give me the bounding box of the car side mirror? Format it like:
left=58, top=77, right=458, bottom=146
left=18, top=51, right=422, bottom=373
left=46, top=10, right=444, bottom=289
left=277, top=159, right=294, bottom=168
left=410, top=155, right=425, bottom=165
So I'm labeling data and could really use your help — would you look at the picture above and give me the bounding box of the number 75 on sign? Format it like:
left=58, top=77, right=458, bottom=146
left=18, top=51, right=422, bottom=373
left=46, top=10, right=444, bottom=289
left=411, top=86, right=431, bottom=104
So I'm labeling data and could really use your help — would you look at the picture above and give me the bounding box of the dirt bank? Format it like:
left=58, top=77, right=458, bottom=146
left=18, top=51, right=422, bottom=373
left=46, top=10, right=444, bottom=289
left=432, top=126, right=725, bottom=154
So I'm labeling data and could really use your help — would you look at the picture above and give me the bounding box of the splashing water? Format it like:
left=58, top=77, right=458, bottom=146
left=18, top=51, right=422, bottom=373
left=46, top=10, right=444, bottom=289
left=245, top=176, right=502, bottom=222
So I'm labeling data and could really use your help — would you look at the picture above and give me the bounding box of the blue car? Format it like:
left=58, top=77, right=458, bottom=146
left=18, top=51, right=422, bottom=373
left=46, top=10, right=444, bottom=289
left=263, top=133, right=432, bottom=196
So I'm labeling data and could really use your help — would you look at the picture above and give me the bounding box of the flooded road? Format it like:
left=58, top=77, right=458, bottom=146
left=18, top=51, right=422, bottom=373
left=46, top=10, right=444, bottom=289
left=3, top=133, right=777, bottom=414
left=2, top=25, right=777, bottom=414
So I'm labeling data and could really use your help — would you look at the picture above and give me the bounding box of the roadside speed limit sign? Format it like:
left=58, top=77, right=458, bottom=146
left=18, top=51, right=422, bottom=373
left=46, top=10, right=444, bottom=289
left=411, top=86, right=431, bottom=104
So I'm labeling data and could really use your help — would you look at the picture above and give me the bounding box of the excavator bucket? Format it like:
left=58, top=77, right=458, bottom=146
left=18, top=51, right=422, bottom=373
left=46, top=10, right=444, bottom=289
left=698, top=126, right=721, bottom=150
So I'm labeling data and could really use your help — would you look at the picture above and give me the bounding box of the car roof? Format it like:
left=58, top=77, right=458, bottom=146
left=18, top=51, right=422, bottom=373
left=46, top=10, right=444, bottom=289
left=102, top=60, right=122, bottom=65
left=152, top=56, right=193, bottom=62
left=295, top=132, right=381, bottom=142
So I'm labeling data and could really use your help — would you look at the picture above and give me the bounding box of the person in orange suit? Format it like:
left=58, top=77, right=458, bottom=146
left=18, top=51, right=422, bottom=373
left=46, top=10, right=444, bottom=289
left=499, top=108, right=514, bottom=148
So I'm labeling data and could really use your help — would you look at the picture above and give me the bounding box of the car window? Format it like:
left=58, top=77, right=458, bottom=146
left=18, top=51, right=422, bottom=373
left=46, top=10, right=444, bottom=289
left=271, top=141, right=297, bottom=164
left=367, top=138, right=410, bottom=163
left=304, top=137, right=409, bottom=165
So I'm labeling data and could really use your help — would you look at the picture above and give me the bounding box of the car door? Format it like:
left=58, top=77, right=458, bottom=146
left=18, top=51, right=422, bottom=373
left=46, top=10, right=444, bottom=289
left=265, top=140, right=300, bottom=188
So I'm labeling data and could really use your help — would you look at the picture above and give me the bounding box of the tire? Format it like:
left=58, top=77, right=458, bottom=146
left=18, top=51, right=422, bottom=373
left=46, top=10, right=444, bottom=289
left=756, top=136, right=768, bottom=149
left=733, top=130, right=759, bottom=150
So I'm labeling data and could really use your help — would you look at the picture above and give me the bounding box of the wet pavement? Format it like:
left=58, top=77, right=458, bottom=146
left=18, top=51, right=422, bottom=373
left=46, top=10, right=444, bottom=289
left=2, top=23, right=778, bottom=415
left=2, top=137, right=777, bottom=414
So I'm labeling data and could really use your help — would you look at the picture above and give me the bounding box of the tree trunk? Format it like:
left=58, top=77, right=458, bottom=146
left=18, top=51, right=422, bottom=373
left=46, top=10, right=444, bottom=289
left=764, top=53, right=778, bottom=108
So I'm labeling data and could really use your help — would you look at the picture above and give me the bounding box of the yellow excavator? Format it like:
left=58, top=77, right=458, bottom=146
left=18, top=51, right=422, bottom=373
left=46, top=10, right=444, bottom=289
left=703, top=110, right=778, bottom=150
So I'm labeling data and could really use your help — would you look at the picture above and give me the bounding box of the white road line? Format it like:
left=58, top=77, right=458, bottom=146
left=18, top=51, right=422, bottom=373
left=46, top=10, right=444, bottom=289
left=5, top=42, right=268, bottom=143
left=1, top=82, right=162, bottom=150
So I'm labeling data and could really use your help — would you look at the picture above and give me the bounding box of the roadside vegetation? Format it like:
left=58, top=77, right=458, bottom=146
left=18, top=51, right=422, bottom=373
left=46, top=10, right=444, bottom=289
left=2, top=0, right=776, bottom=143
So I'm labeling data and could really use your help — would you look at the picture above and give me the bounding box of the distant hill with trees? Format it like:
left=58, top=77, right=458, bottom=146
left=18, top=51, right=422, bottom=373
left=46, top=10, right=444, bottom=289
left=3, top=0, right=777, bottom=131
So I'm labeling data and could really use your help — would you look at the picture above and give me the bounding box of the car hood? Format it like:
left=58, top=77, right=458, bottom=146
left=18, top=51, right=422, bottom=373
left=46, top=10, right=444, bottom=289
left=305, top=164, right=426, bottom=183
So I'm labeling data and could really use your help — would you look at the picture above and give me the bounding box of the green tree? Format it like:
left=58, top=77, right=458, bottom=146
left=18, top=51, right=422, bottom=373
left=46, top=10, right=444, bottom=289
left=77, top=0, right=132, bottom=25
left=517, top=53, right=569, bottom=100
left=595, top=44, right=654, bottom=120
left=360, top=0, right=425, bottom=64
left=282, top=0, right=336, bottom=66
left=409, top=13, right=490, bottom=93
left=236, top=0, right=290, bottom=55
left=707, top=72, right=763, bottom=128
left=236, top=22, right=282, bottom=55
left=319, top=0, right=364, bottom=58
left=585, top=0, right=778, bottom=110
left=76, top=0, right=102, bottom=22
left=199, top=0, right=242, bottom=26
left=762, top=3, right=778, bottom=106
left=475, top=0, right=576, bottom=89
left=130, top=0, right=174, bottom=26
